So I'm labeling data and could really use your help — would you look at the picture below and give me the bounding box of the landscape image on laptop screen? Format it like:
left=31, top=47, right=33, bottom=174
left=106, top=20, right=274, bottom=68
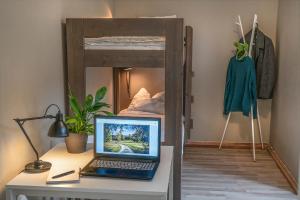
left=103, top=123, right=150, bottom=154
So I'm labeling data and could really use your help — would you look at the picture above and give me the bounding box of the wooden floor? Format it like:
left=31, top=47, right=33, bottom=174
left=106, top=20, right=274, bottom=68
left=182, top=147, right=298, bottom=200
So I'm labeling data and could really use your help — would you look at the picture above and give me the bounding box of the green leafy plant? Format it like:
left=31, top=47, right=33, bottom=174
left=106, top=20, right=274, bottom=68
left=65, top=86, right=113, bottom=135
left=234, top=42, right=249, bottom=60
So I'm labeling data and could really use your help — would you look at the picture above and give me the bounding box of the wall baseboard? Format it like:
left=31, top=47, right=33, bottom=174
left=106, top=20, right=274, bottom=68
left=184, top=141, right=298, bottom=194
left=266, top=146, right=298, bottom=194
left=185, top=140, right=267, bottom=149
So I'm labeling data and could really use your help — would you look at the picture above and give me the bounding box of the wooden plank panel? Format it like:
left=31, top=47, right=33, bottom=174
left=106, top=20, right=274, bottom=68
left=66, top=19, right=85, bottom=113
left=61, top=23, right=69, bottom=113
left=113, top=68, right=121, bottom=114
left=83, top=18, right=166, bottom=37
left=184, top=26, right=193, bottom=141
left=185, top=141, right=268, bottom=149
left=164, top=19, right=184, bottom=200
left=84, top=50, right=164, bottom=68
left=182, top=147, right=297, bottom=200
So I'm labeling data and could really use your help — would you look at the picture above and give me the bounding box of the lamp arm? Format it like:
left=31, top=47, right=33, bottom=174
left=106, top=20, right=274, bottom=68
left=44, top=104, right=61, bottom=116
left=14, top=115, right=55, bottom=161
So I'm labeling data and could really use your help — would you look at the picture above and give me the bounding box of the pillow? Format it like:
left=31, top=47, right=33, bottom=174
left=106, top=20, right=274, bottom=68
left=152, top=91, right=165, bottom=102
left=128, top=88, right=150, bottom=109
left=130, top=98, right=165, bottom=115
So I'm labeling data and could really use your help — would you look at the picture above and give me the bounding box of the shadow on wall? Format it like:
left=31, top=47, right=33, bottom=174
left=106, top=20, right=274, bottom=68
left=0, top=0, right=114, bottom=198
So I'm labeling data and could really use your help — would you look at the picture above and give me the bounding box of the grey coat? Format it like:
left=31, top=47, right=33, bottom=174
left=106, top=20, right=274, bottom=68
left=243, top=29, right=276, bottom=99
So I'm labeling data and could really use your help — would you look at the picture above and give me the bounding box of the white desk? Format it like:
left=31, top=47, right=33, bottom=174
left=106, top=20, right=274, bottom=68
left=6, top=144, right=173, bottom=200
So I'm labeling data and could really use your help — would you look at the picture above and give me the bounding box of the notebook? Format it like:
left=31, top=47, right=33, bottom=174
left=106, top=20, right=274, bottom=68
left=46, top=167, right=80, bottom=184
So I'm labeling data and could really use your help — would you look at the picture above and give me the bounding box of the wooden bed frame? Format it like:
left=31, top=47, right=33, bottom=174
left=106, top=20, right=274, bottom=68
left=65, top=18, right=193, bottom=200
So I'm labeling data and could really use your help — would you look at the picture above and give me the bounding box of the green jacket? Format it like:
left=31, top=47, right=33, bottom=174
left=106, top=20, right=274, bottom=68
left=224, top=56, right=257, bottom=118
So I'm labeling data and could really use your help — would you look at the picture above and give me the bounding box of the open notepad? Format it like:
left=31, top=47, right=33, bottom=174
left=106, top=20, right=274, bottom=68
left=46, top=167, right=80, bottom=184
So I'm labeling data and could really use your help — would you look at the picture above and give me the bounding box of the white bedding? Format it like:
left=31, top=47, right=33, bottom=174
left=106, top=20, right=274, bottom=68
left=84, top=36, right=165, bottom=50
left=118, top=109, right=165, bottom=142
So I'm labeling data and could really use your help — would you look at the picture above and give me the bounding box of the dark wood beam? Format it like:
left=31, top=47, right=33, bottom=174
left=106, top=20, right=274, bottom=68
left=84, top=50, right=164, bottom=68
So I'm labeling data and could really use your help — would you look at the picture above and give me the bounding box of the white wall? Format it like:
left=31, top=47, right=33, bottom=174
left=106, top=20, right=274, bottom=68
left=129, top=68, right=165, bottom=98
left=86, top=67, right=114, bottom=111
left=0, top=0, right=113, bottom=198
left=114, top=0, right=279, bottom=143
left=270, top=0, right=300, bottom=181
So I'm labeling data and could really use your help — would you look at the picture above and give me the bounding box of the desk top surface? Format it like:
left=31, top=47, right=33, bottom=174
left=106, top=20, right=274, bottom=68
left=7, top=144, right=173, bottom=196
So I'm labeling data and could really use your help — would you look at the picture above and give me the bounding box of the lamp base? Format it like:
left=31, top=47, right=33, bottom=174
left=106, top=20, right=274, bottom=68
left=24, top=160, right=52, bottom=173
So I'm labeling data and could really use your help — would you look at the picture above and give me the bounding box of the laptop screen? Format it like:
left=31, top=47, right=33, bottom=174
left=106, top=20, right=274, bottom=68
left=95, top=116, right=161, bottom=159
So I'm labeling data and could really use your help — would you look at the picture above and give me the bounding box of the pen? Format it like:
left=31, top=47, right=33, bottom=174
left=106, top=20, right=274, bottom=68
left=52, top=170, right=75, bottom=179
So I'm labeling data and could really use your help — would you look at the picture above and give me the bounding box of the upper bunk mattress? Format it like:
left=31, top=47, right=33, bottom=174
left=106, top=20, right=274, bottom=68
left=84, top=36, right=166, bottom=50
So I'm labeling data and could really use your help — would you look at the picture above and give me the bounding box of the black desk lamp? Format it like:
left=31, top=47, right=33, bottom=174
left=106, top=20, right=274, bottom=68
left=14, top=104, right=69, bottom=173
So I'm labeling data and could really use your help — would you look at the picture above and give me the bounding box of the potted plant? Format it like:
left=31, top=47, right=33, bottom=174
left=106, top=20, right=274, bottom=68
left=65, top=86, right=113, bottom=153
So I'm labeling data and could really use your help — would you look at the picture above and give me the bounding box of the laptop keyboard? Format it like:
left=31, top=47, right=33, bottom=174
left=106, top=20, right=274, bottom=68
left=90, top=159, right=156, bottom=171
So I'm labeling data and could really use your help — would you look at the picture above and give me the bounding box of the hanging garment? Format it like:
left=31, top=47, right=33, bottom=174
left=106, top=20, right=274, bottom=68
left=242, top=28, right=276, bottom=99
left=224, top=56, right=257, bottom=118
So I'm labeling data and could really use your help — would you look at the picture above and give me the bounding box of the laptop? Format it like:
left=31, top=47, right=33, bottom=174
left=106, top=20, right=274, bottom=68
left=81, top=115, right=161, bottom=180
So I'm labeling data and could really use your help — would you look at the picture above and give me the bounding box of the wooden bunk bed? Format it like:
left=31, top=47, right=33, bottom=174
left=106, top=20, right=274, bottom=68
left=65, top=18, right=193, bottom=200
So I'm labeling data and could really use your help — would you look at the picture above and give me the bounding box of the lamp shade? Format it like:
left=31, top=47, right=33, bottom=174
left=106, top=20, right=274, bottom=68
left=48, top=113, right=69, bottom=137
